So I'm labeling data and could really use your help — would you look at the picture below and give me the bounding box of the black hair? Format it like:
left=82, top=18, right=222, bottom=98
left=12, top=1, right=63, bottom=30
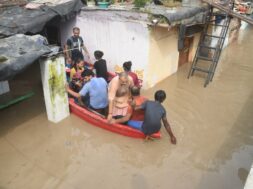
left=73, top=27, right=80, bottom=32
left=131, top=86, right=140, bottom=96
left=123, top=61, right=132, bottom=72
left=81, top=69, right=94, bottom=78
left=154, top=90, right=166, bottom=102
left=94, top=50, right=104, bottom=60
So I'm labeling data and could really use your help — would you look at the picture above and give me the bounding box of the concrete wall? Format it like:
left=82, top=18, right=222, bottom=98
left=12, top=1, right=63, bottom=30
left=147, top=26, right=179, bottom=88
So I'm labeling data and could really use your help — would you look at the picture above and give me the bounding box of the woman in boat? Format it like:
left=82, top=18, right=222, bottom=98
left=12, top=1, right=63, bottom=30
left=123, top=61, right=140, bottom=87
left=70, top=59, right=85, bottom=81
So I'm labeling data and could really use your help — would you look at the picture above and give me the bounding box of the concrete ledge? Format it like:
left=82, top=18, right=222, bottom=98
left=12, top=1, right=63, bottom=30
left=244, top=164, right=253, bottom=189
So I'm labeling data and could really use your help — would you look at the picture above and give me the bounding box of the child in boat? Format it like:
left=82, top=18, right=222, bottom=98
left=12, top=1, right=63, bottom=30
left=70, top=59, right=85, bottom=81
left=93, top=50, right=108, bottom=82
left=129, top=86, right=147, bottom=121
left=130, top=90, right=177, bottom=144
left=68, top=72, right=84, bottom=93
left=108, top=85, right=132, bottom=124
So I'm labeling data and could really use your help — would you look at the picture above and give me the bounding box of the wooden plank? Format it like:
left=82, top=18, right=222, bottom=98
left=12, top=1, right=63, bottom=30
left=203, top=0, right=253, bottom=25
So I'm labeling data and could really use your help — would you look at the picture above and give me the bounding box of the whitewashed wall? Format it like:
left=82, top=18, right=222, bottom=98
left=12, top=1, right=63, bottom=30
left=76, top=11, right=150, bottom=72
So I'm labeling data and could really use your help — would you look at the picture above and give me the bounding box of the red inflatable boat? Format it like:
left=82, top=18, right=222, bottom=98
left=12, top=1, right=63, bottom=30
left=69, top=98, right=161, bottom=139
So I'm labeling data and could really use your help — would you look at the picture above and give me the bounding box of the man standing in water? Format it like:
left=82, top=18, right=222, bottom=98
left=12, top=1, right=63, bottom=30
left=65, top=27, right=91, bottom=64
left=130, top=90, right=177, bottom=144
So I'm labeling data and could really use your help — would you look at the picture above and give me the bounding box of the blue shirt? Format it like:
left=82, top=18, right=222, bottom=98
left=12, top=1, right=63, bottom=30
left=79, top=77, right=108, bottom=109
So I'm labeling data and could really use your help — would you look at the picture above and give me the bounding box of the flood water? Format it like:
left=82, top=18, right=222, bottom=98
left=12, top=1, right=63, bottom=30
left=1, top=23, right=253, bottom=189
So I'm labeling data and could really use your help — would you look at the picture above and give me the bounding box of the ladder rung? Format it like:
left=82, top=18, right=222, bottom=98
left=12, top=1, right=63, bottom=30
left=197, top=56, right=214, bottom=61
left=193, top=67, right=210, bottom=73
left=204, top=34, right=225, bottom=39
left=209, top=23, right=229, bottom=27
left=199, top=45, right=216, bottom=50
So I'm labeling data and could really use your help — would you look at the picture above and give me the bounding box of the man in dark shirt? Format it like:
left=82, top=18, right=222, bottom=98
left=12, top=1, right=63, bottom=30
left=131, top=90, right=176, bottom=144
left=65, top=27, right=90, bottom=63
left=93, top=50, right=108, bottom=82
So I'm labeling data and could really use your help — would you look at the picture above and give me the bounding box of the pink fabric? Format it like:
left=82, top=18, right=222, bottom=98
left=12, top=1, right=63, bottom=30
left=112, top=104, right=132, bottom=117
left=128, top=71, right=139, bottom=87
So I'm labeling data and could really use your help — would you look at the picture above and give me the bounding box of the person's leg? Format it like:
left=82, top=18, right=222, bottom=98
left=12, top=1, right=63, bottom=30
left=127, top=120, right=143, bottom=131
left=81, top=93, right=90, bottom=107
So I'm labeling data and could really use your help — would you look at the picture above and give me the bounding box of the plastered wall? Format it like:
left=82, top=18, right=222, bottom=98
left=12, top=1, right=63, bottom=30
left=146, top=26, right=179, bottom=88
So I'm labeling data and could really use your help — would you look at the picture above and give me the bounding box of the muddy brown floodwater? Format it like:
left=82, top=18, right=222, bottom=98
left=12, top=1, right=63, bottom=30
left=1, top=23, right=253, bottom=189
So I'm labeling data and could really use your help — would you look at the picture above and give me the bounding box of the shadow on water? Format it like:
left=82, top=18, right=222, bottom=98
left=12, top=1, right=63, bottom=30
left=196, top=90, right=253, bottom=189
left=0, top=62, right=46, bottom=137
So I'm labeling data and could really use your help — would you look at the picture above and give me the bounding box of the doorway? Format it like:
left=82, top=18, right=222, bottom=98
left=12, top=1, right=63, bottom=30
left=178, top=36, right=194, bottom=67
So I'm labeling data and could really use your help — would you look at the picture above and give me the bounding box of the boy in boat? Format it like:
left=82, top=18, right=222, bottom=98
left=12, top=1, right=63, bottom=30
left=93, top=50, right=108, bottom=82
left=128, top=86, right=147, bottom=121
left=66, top=69, right=108, bottom=115
left=130, top=90, right=176, bottom=144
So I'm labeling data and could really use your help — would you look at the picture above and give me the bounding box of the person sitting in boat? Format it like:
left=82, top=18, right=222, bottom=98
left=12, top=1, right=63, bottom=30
left=68, top=71, right=84, bottom=93
left=66, top=69, right=108, bottom=115
left=93, top=50, right=108, bottom=82
left=70, top=59, right=85, bottom=81
left=123, top=61, right=140, bottom=87
left=108, top=86, right=133, bottom=124
left=129, top=90, right=177, bottom=144
left=129, top=86, right=147, bottom=121
left=107, top=72, right=134, bottom=121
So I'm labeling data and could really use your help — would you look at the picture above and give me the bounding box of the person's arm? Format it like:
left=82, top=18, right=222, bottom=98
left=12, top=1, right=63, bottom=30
left=80, top=38, right=90, bottom=59
left=82, top=44, right=90, bottom=57
left=162, top=116, right=177, bottom=144
left=66, top=84, right=83, bottom=107
left=66, top=84, right=80, bottom=98
left=107, top=78, right=117, bottom=120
